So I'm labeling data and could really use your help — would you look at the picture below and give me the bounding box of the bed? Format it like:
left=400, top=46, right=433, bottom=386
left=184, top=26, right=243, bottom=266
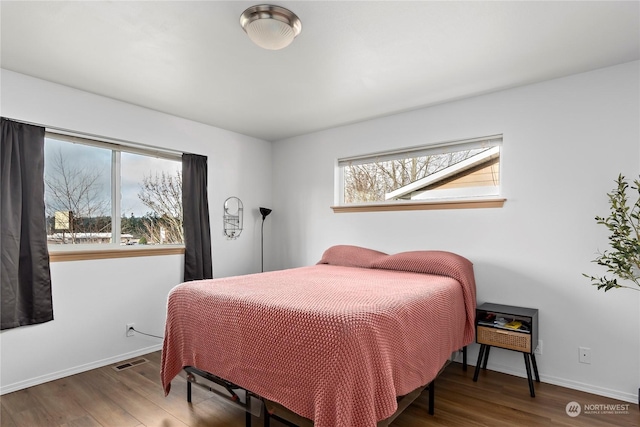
left=161, top=245, right=477, bottom=427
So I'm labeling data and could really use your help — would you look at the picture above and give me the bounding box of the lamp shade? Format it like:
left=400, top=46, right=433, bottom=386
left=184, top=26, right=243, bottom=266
left=260, top=207, right=272, bottom=220
left=240, top=5, right=302, bottom=50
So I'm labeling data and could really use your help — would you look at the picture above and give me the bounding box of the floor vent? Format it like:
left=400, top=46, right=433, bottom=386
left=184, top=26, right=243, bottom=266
left=112, top=358, right=149, bottom=372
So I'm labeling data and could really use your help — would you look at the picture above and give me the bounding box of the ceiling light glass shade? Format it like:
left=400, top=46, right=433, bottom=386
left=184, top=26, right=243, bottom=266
left=240, top=5, right=302, bottom=50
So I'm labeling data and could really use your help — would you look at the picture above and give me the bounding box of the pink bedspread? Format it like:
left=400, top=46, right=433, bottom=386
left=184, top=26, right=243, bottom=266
left=161, top=251, right=476, bottom=427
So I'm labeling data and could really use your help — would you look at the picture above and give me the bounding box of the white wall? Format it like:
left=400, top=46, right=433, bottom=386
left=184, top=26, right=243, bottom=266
left=271, top=61, right=640, bottom=403
left=0, top=69, right=272, bottom=393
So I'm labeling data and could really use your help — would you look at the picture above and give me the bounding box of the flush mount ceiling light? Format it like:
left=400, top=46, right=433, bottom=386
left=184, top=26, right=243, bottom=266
left=240, top=4, right=302, bottom=50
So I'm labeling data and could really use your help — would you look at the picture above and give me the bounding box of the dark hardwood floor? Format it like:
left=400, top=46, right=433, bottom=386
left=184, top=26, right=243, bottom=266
left=1, top=351, right=638, bottom=426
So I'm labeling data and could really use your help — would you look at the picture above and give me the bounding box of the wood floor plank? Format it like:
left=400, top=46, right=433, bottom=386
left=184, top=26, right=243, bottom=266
left=4, top=406, right=56, bottom=427
left=70, top=369, right=143, bottom=427
left=93, top=368, right=190, bottom=427
left=145, top=350, right=163, bottom=365
left=99, top=359, right=160, bottom=398
left=59, top=414, right=103, bottom=427
left=28, top=378, right=94, bottom=426
left=1, top=387, right=43, bottom=416
left=0, top=402, right=18, bottom=427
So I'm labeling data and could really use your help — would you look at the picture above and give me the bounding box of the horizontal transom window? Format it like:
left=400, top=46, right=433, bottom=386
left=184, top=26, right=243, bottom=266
left=336, top=135, right=502, bottom=207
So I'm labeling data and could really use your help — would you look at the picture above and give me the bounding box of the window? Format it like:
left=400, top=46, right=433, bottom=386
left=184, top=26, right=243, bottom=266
left=336, top=135, right=502, bottom=210
left=44, top=133, right=183, bottom=247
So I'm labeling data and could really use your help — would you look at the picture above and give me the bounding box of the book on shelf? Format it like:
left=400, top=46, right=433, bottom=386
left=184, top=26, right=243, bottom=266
left=477, top=320, right=531, bottom=333
left=504, top=320, right=522, bottom=330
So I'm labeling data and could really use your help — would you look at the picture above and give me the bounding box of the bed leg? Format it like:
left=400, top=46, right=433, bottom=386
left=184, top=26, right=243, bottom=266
left=264, top=409, right=270, bottom=427
left=428, top=380, right=435, bottom=415
left=462, top=346, right=467, bottom=371
left=246, top=411, right=251, bottom=427
left=187, top=381, right=192, bottom=403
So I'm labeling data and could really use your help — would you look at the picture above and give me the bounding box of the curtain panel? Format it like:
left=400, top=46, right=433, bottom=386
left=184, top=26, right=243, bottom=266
left=1, top=118, right=54, bottom=330
left=182, top=153, right=213, bottom=281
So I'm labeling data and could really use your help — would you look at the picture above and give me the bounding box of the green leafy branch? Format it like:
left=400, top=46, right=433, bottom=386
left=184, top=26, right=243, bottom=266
left=583, top=174, right=640, bottom=291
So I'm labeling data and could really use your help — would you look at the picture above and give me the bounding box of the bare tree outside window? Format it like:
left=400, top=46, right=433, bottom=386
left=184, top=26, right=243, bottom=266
left=135, top=171, right=184, bottom=244
left=44, top=145, right=111, bottom=244
left=344, top=149, right=484, bottom=203
left=121, top=151, right=183, bottom=245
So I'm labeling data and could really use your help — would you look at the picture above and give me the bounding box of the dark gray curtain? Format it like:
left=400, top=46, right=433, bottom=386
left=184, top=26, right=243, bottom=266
left=182, top=153, right=212, bottom=281
left=1, top=118, right=53, bottom=330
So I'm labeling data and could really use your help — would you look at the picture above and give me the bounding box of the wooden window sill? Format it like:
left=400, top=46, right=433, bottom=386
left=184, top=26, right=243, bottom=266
left=331, top=198, right=506, bottom=213
left=49, top=246, right=185, bottom=262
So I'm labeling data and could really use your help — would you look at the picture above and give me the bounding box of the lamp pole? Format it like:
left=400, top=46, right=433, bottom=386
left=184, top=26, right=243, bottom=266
left=259, top=207, right=272, bottom=272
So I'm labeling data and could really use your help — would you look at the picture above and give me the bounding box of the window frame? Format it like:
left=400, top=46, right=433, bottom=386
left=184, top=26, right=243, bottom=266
left=334, top=134, right=505, bottom=212
left=44, top=131, right=185, bottom=261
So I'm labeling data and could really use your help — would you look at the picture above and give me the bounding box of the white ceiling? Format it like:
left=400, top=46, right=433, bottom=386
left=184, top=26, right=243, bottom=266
left=1, top=1, right=638, bottom=142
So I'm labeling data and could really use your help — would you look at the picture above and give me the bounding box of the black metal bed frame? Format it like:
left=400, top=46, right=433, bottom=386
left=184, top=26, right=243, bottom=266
left=183, top=346, right=467, bottom=427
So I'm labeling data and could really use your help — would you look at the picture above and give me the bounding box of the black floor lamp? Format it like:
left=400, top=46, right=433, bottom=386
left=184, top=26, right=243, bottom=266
left=260, top=207, right=272, bottom=272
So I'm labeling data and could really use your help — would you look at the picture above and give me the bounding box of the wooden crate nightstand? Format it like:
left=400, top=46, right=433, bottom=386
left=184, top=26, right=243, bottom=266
left=473, top=303, right=540, bottom=397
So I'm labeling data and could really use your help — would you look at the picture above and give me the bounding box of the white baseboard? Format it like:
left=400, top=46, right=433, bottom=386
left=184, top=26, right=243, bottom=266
left=0, top=344, right=162, bottom=395
left=452, top=352, right=638, bottom=404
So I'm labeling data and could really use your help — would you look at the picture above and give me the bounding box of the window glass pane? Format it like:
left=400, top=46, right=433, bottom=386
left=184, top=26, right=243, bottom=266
left=343, top=145, right=500, bottom=204
left=44, top=137, right=112, bottom=244
left=121, top=152, right=183, bottom=245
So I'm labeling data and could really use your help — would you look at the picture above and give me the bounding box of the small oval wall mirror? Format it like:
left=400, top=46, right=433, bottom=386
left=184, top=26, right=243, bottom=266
left=223, top=197, right=243, bottom=239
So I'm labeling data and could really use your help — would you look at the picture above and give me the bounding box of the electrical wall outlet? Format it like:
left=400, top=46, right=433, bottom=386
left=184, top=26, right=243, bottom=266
left=534, top=340, right=543, bottom=355
left=126, top=323, right=135, bottom=337
left=579, top=347, right=591, bottom=364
